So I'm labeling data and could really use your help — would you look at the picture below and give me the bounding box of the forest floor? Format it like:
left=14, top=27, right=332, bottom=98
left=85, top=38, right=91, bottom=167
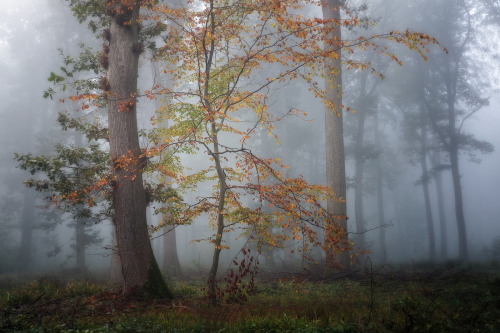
left=0, top=263, right=499, bottom=332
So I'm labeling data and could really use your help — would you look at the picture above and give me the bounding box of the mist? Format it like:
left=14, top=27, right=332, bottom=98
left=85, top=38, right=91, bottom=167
left=0, top=0, right=499, bottom=294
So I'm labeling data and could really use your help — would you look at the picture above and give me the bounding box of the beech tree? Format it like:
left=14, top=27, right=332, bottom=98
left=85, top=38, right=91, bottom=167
left=416, top=0, right=494, bottom=261
left=142, top=0, right=440, bottom=304
left=35, top=0, right=173, bottom=297
left=321, top=0, right=349, bottom=270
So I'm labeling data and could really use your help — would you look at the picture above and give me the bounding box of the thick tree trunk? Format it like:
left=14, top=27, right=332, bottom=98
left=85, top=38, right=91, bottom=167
left=322, top=0, right=349, bottom=271
left=106, top=3, right=170, bottom=297
left=110, top=225, right=123, bottom=284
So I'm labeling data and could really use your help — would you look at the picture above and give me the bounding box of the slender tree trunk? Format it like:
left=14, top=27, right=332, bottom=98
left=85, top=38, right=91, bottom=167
left=106, top=3, right=170, bottom=297
left=430, top=149, right=447, bottom=259
left=322, top=0, right=349, bottom=271
left=75, top=218, right=86, bottom=271
left=162, top=225, right=182, bottom=276
left=418, top=116, right=436, bottom=262
left=445, top=71, right=469, bottom=261
left=74, top=131, right=87, bottom=272
left=354, top=100, right=366, bottom=250
left=150, top=58, right=183, bottom=278
left=374, top=110, right=386, bottom=262
left=207, top=128, right=227, bottom=305
left=449, top=142, right=468, bottom=260
left=18, top=188, right=35, bottom=271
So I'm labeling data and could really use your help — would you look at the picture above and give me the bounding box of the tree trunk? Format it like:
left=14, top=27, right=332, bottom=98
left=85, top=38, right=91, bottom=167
left=418, top=115, right=436, bottom=262
left=106, top=3, right=170, bottom=297
left=445, top=69, right=469, bottom=261
left=75, top=217, right=86, bottom=272
left=18, top=188, right=35, bottom=271
left=353, top=98, right=366, bottom=250
left=322, top=0, right=349, bottom=271
left=74, top=131, right=87, bottom=272
left=150, top=58, right=183, bottom=278
left=162, top=225, right=182, bottom=276
left=374, top=110, right=386, bottom=262
left=449, top=141, right=468, bottom=261
left=207, top=127, right=227, bottom=305
left=430, top=149, right=447, bottom=259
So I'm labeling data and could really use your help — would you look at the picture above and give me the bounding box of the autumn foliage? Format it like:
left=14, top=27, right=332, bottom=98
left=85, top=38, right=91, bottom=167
left=19, top=0, right=443, bottom=303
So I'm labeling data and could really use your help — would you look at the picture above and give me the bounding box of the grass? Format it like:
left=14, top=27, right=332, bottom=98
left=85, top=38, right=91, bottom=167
left=1, top=266, right=499, bottom=332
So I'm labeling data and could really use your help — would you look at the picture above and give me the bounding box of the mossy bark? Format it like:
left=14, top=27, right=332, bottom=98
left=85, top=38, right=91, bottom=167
left=144, top=253, right=173, bottom=299
left=105, top=1, right=171, bottom=298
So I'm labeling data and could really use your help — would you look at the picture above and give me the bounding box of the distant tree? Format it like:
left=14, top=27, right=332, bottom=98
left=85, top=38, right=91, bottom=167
left=428, top=146, right=448, bottom=259
left=399, top=91, right=437, bottom=262
left=419, top=0, right=494, bottom=261
left=0, top=0, right=77, bottom=272
left=15, top=114, right=110, bottom=269
left=149, top=59, right=183, bottom=277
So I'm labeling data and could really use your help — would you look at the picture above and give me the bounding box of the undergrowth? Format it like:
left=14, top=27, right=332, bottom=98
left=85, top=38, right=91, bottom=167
left=1, top=267, right=499, bottom=332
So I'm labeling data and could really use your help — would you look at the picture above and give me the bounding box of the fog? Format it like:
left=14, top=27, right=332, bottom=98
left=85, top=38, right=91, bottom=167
left=0, top=0, right=499, bottom=280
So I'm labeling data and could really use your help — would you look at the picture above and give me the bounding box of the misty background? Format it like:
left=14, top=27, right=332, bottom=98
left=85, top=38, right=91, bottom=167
left=0, top=0, right=499, bottom=277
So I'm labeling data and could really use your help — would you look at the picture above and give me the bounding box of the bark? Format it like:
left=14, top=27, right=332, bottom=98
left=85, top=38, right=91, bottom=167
left=444, top=66, right=469, bottom=261
left=430, top=149, right=447, bottom=259
left=106, top=3, right=170, bottom=297
left=207, top=125, right=227, bottom=305
left=418, top=113, right=436, bottom=262
left=374, top=110, right=386, bottom=262
left=110, top=225, right=123, bottom=284
left=449, top=140, right=468, bottom=260
left=322, top=0, right=350, bottom=271
left=204, top=0, right=228, bottom=304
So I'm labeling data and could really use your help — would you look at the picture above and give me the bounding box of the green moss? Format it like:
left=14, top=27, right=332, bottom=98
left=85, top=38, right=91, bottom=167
left=143, top=253, right=173, bottom=299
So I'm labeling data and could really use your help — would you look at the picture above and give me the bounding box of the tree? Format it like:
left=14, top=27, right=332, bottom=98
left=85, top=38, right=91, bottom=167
left=429, top=146, right=448, bottom=259
left=149, top=59, right=183, bottom=277
left=102, top=0, right=170, bottom=297
left=34, top=0, right=172, bottom=297
left=143, top=0, right=440, bottom=304
left=419, top=0, right=494, bottom=261
left=322, top=0, right=350, bottom=270
left=15, top=113, right=110, bottom=268
left=0, top=0, right=76, bottom=272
